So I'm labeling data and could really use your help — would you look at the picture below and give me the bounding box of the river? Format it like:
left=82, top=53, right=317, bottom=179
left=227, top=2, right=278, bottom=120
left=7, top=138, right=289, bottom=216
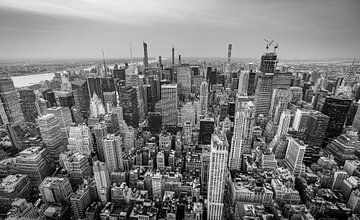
left=11, top=72, right=55, bottom=88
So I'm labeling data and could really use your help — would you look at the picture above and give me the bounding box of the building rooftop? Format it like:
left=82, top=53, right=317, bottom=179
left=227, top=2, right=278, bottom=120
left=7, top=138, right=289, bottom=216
left=0, top=174, right=27, bottom=193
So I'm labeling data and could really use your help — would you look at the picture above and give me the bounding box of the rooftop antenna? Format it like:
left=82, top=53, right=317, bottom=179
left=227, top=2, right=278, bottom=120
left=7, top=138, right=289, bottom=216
left=130, top=43, right=133, bottom=64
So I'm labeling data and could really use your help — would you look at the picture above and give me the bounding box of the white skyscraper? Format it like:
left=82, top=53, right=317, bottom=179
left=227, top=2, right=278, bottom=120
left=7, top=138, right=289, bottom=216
left=284, top=137, right=307, bottom=177
left=89, top=93, right=105, bottom=118
left=207, top=134, right=228, bottom=220
left=161, top=84, right=178, bottom=125
left=270, top=110, right=292, bottom=150
left=93, top=161, right=111, bottom=204
left=200, top=81, right=208, bottom=116
left=67, top=124, right=93, bottom=155
left=269, top=88, right=291, bottom=124
left=229, top=101, right=255, bottom=170
left=238, top=70, right=249, bottom=95
left=103, top=134, right=124, bottom=172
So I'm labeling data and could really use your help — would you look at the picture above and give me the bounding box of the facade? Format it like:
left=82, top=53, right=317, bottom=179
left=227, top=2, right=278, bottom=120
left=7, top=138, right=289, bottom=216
left=71, top=79, right=90, bottom=119
left=103, top=134, right=124, bottom=172
left=207, top=134, right=228, bottom=220
left=269, top=88, right=291, bottom=124
left=89, top=93, right=105, bottom=118
left=177, top=65, right=192, bottom=97
left=118, top=86, right=139, bottom=128
left=161, top=84, right=178, bottom=126
left=199, top=118, right=215, bottom=145
left=36, top=113, right=64, bottom=159
left=284, top=137, right=307, bottom=177
left=70, top=183, right=92, bottom=219
left=254, top=72, right=274, bottom=116
left=59, top=151, right=92, bottom=182
left=19, top=89, right=38, bottom=123
left=39, top=177, right=73, bottom=204
left=200, top=81, right=208, bottom=116
left=47, top=106, right=72, bottom=138
left=0, top=72, right=24, bottom=125
left=67, top=124, right=93, bottom=155
left=93, top=161, right=111, bottom=205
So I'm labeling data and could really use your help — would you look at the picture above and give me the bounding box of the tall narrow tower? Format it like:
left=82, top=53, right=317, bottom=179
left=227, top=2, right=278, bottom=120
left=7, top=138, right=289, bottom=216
left=200, top=81, right=209, bottom=116
left=227, top=44, right=232, bottom=64
left=143, top=42, right=149, bottom=68
left=207, top=134, right=228, bottom=220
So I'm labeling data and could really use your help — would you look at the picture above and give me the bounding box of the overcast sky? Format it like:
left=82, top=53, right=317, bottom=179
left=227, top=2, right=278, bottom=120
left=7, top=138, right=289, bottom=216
left=0, top=0, right=359, bottom=60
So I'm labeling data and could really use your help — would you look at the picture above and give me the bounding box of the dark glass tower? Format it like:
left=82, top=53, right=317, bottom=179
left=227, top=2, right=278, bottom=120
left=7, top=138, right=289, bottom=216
left=199, top=118, right=215, bottom=145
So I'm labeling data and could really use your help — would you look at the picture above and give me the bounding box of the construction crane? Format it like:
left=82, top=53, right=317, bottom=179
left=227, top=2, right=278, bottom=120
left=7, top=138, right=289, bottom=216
left=273, top=43, right=279, bottom=52
left=264, top=39, right=274, bottom=52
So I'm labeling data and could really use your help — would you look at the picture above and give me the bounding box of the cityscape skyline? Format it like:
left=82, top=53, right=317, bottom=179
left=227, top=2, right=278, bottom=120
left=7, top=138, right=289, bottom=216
left=0, top=0, right=360, bottom=59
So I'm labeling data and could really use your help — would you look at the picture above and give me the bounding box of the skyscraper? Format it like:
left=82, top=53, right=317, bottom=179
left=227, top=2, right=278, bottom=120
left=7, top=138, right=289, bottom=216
left=36, top=114, right=64, bottom=160
left=39, top=177, right=73, bottom=204
left=67, top=124, right=93, bottom=155
left=0, top=72, right=24, bottom=125
left=59, top=151, right=92, bottom=183
left=199, top=118, right=215, bottom=145
left=238, top=71, right=249, bottom=95
left=161, top=84, right=178, bottom=126
left=19, top=89, right=38, bottom=123
left=118, top=86, right=139, bottom=128
left=254, top=72, right=273, bottom=116
left=93, top=122, right=108, bottom=161
left=284, top=137, right=307, bottom=177
left=269, top=88, right=291, bottom=124
left=70, top=183, right=91, bottom=219
left=320, top=96, right=351, bottom=138
left=93, top=161, right=111, bottom=205
left=47, top=106, right=72, bottom=139
left=177, top=65, right=192, bottom=97
left=103, top=134, right=123, bottom=172
left=71, top=79, right=90, bottom=119
left=207, top=134, right=228, bottom=220
left=270, top=110, right=292, bottom=150
left=89, top=93, right=106, bottom=118
left=200, top=81, right=208, bottom=116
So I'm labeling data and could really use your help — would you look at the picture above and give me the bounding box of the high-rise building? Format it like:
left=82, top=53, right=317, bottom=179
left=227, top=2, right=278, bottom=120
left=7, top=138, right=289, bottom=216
left=199, top=118, right=215, bottom=145
left=89, top=93, right=106, bottom=118
left=200, top=81, right=208, bottom=116
left=238, top=71, right=249, bottom=95
left=289, top=86, right=303, bottom=103
left=103, top=134, right=123, bottom=172
left=103, top=91, right=117, bottom=114
left=260, top=52, right=277, bottom=73
left=0, top=72, right=24, bottom=125
left=59, top=151, right=92, bottom=183
left=42, top=90, right=57, bottom=108
left=270, top=110, right=292, bottom=150
left=207, top=134, right=228, bottom=220
left=177, top=65, right=192, bottom=97
left=36, top=114, right=64, bottom=159
left=118, top=86, right=139, bottom=128
left=67, top=124, right=93, bottom=155
left=39, top=177, right=73, bottom=204
left=161, top=84, right=178, bottom=126
left=71, top=79, right=90, bottom=119
left=47, top=106, right=72, bottom=138
left=19, top=89, right=38, bottom=123
left=70, top=183, right=92, bottom=219
left=269, top=88, right=291, bottom=124
left=93, top=122, right=108, bottom=161
left=13, top=146, right=54, bottom=186
left=254, top=72, right=273, bottom=116
left=229, top=101, right=255, bottom=170
left=0, top=174, right=31, bottom=207
left=93, top=161, right=111, bottom=205
left=320, top=96, right=351, bottom=138
left=87, top=77, right=103, bottom=103
left=352, top=101, right=360, bottom=132
left=284, top=137, right=306, bottom=177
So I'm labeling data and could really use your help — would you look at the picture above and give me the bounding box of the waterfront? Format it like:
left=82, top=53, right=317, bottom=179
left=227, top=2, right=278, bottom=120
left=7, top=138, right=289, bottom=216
left=11, top=72, right=55, bottom=88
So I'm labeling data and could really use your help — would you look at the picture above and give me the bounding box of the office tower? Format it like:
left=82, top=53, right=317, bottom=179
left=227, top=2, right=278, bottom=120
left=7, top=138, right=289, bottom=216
left=260, top=52, right=277, bottom=73
left=326, top=128, right=359, bottom=165
left=289, top=86, right=303, bottom=103
left=0, top=174, right=31, bottom=207
left=143, top=41, right=149, bottom=67
left=254, top=72, right=273, bottom=116
left=0, top=72, right=24, bottom=125
left=39, top=177, right=73, bottom=204
left=36, top=114, right=64, bottom=159
left=47, top=106, right=72, bottom=139
left=71, top=79, right=90, bottom=119
left=270, top=110, right=292, bottom=149
left=87, top=77, right=103, bottom=103
left=269, top=88, right=291, bottom=123
left=19, top=89, right=38, bottom=123
left=56, top=91, right=75, bottom=108
left=161, top=84, right=178, bottom=126
left=179, top=101, right=197, bottom=126
left=346, top=101, right=358, bottom=126
left=238, top=71, right=249, bottom=95
left=103, top=134, right=123, bottom=172
left=320, top=96, right=351, bottom=138
left=118, top=86, right=139, bottom=128
left=229, top=101, right=255, bottom=170
left=352, top=102, right=360, bottom=132
left=199, top=118, right=215, bottom=145
left=148, top=112, right=162, bottom=133
left=207, top=134, right=228, bottom=220
left=284, top=137, right=306, bottom=177
left=70, top=183, right=91, bottom=219
left=14, top=146, right=54, bottom=186
left=42, top=89, right=57, bottom=108
left=273, top=71, right=292, bottom=90
left=200, top=81, right=208, bottom=116
left=103, top=91, right=116, bottom=114
left=177, top=65, right=192, bottom=97
left=93, top=122, right=107, bottom=161
left=247, top=71, right=257, bottom=96
left=157, top=151, right=165, bottom=170
left=125, top=64, right=139, bottom=87
left=93, top=161, right=111, bottom=204
left=67, top=124, right=93, bottom=155
left=104, top=113, right=119, bottom=134
left=59, top=151, right=92, bottom=183
left=89, top=93, right=105, bottom=118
